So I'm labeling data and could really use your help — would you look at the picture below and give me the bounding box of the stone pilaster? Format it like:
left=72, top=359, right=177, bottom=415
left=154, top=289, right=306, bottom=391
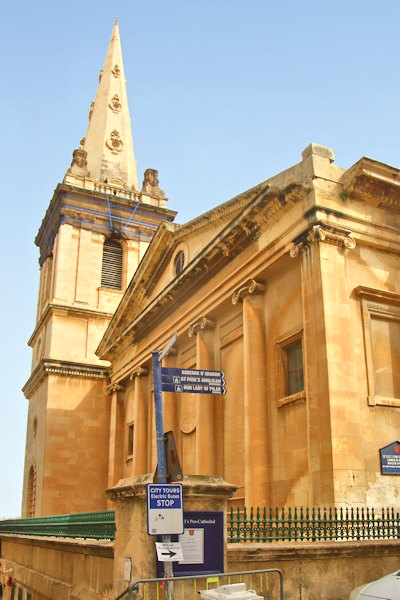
left=129, top=367, right=148, bottom=476
left=291, top=224, right=365, bottom=506
left=232, top=280, right=270, bottom=507
left=188, top=318, right=216, bottom=474
left=106, top=383, right=125, bottom=496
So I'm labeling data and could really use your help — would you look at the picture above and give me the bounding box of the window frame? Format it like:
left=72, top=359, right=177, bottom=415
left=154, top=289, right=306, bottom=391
left=275, top=327, right=305, bottom=407
left=174, top=250, right=185, bottom=276
left=126, top=422, right=134, bottom=459
left=101, top=238, right=123, bottom=290
left=356, top=286, right=400, bottom=407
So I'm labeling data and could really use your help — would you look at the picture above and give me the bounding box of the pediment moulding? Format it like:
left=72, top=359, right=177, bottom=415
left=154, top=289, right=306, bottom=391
left=139, top=181, right=308, bottom=302
left=100, top=184, right=306, bottom=354
left=290, top=223, right=356, bottom=257
left=188, top=317, right=215, bottom=337
left=180, top=183, right=266, bottom=235
left=232, top=279, right=266, bottom=304
left=355, top=286, right=400, bottom=308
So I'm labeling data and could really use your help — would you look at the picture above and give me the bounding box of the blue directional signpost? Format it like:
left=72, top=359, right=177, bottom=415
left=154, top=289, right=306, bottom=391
left=161, top=368, right=226, bottom=395
left=151, top=333, right=227, bottom=599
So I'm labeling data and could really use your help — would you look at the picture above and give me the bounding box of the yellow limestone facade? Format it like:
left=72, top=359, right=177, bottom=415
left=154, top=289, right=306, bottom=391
left=22, top=21, right=400, bottom=518
left=99, top=143, right=400, bottom=510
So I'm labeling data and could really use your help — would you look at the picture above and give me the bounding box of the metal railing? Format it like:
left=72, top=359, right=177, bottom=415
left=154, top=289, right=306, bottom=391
left=1, top=506, right=399, bottom=543
left=114, top=569, right=283, bottom=600
left=0, top=510, right=115, bottom=540
left=227, top=505, right=400, bottom=542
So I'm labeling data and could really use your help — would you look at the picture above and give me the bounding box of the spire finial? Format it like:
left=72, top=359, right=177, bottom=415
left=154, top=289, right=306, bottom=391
left=65, top=20, right=138, bottom=190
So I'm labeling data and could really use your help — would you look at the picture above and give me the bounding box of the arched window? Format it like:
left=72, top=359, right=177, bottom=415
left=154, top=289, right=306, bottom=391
left=101, top=239, right=123, bottom=289
left=174, top=250, right=185, bottom=276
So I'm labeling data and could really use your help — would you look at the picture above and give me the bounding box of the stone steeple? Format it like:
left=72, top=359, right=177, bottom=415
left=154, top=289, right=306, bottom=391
left=22, top=20, right=175, bottom=518
left=66, top=19, right=138, bottom=190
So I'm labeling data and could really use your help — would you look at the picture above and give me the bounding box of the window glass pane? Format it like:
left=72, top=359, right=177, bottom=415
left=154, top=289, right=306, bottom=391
left=174, top=251, right=185, bottom=276
left=127, top=424, right=134, bottom=456
left=287, top=340, right=304, bottom=395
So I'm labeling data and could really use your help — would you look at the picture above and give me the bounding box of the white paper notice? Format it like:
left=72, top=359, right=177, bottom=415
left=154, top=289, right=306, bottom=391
left=179, top=528, right=204, bottom=564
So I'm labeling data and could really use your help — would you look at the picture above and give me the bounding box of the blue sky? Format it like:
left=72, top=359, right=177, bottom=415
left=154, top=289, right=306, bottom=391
left=0, top=0, right=399, bottom=517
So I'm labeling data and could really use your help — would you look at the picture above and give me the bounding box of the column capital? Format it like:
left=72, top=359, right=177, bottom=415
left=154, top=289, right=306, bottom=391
left=232, top=279, right=266, bottom=305
left=129, top=366, right=149, bottom=380
left=106, top=381, right=125, bottom=395
left=188, top=317, right=215, bottom=338
left=290, top=224, right=356, bottom=257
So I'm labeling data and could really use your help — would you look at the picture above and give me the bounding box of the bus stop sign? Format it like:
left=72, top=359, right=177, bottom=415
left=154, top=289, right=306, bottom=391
left=147, top=483, right=184, bottom=536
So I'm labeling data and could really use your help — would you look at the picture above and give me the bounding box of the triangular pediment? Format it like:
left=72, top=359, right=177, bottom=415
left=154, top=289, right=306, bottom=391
left=98, top=142, right=400, bottom=364
left=97, top=177, right=308, bottom=360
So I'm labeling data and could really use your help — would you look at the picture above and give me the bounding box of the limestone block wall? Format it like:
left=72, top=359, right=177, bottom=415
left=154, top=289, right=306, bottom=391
left=1, top=534, right=398, bottom=600
left=0, top=535, right=114, bottom=600
left=227, top=539, right=400, bottom=600
left=23, top=375, right=110, bottom=517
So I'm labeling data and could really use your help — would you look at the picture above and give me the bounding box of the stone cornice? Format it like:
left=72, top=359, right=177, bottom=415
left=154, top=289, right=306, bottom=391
left=23, top=358, right=109, bottom=398
left=340, top=156, right=400, bottom=209
left=35, top=183, right=177, bottom=266
left=354, top=286, right=400, bottom=307
left=106, top=474, right=237, bottom=502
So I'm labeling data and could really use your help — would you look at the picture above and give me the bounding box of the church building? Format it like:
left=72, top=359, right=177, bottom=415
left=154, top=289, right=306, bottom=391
left=22, top=21, right=400, bottom=518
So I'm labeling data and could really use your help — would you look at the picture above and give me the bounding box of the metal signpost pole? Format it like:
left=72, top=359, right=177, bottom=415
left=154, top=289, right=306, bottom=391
left=150, top=334, right=226, bottom=600
left=152, top=350, right=174, bottom=600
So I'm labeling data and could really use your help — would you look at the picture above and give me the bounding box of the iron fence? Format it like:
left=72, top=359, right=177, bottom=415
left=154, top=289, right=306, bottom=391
left=227, top=505, right=400, bottom=542
left=1, top=506, right=399, bottom=543
left=0, top=510, right=115, bottom=540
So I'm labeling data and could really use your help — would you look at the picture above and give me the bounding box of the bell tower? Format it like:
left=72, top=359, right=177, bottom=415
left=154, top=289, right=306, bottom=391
left=22, top=20, right=176, bottom=517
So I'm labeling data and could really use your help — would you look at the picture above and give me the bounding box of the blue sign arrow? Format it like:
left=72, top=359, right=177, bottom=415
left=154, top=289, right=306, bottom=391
left=162, top=367, right=224, bottom=380
left=161, top=368, right=226, bottom=394
left=162, top=383, right=226, bottom=395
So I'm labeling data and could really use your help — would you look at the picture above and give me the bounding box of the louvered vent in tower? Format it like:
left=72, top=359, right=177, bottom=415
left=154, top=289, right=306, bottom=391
left=101, top=239, right=123, bottom=289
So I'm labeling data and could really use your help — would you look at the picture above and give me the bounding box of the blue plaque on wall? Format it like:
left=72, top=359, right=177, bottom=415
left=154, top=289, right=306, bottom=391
left=380, top=441, right=400, bottom=475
